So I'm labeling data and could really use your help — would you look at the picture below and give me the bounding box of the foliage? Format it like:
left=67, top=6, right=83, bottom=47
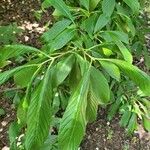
left=0, top=0, right=150, bottom=149
left=0, top=23, right=22, bottom=45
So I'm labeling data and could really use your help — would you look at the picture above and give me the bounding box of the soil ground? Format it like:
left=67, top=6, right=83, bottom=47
left=0, top=0, right=150, bottom=150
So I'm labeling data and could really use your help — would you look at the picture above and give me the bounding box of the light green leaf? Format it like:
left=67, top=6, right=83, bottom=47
left=102, top=59, right=150, bottom=96
left=58, top=69, right=90, bottom=150
left=127, top=113, right=137, bottom=134
left=94, top=14, right=110, bottom=33
left=90, top=0, right=100, bottom=10
left=90, top=67, right=110, bottom=104
left=123, top=0, right=140, bottom=14
left=80, top=0, right=89, bottom=10
left=0, top=64, right=38, bottom=85
left=42, top=19, right=72, bottom=43
left=48, top=28, right=75, bottom=52
left=143, top=117, right=150, bottom=132
left=25, top=64, right=53, bottom=150
left=102, top=0, right=116, bottom=17
left=116, top=41, right=133, bottom=63
left=47, top=0, right=74, bottom=22
left=100, top=61, right=120, bottom=81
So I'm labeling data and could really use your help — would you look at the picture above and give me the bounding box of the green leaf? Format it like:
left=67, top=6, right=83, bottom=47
left=14, top=66, right=38, bottom=87
left=102, top=0, right=116, bottom=17
left=40, top=135, right=57, bottom=150
left=102, top=59, right=150, bottom=96
left=0, top=64, right=38, bottom=85
left=120, top=110, right=132, bottom=127
left=17, top=99, right=27, bottom=126
left=80, top=0, right=89, bottom=10
left=86, top=91, right=99, bottom=122
left=115, top=41, right=133, bottom=63
left=101, top=31, right=129, bottom=44
left=0, top=108, right=5, bottom=116
left=90, top=67, right=110, bottom=104
left=94, top=14, right=110, bottom=33
left=143, top=117, right=150, bottom=132
left=58, top=69, right=90, bottom=150
left=127, top=113, right=137, bottom=134
left=69, top=60, right=81, bottom=92
left=52, top=54, right=75, bottom=87
left=118, top=13, right=135, bottom=37
left=47, top=0, right=74, bottom=22
left=100, top=61, right=120, bottom=81
left=42, top=19, right=72, bottom=43
left=0, top=23, right=22, bottom=45
left=0, top=45, right=40, bottom=62
left=25, top=64, right=53, bottom=150
left=47, top=28, right=75, bottom=52
left=9, top=122, right=20, bottom=150
left=90, top=0, right=100, bottom=10
left=81, top=14, right=97, bottom=35
left=107, top=97, right=122, bottom=120
left=52, top=92, right=60, bottom=115
left=123, top=0, right=140, bottom=14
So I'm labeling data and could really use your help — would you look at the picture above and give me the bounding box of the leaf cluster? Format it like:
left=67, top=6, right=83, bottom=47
left=0, top=0, right=150, bottom=149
